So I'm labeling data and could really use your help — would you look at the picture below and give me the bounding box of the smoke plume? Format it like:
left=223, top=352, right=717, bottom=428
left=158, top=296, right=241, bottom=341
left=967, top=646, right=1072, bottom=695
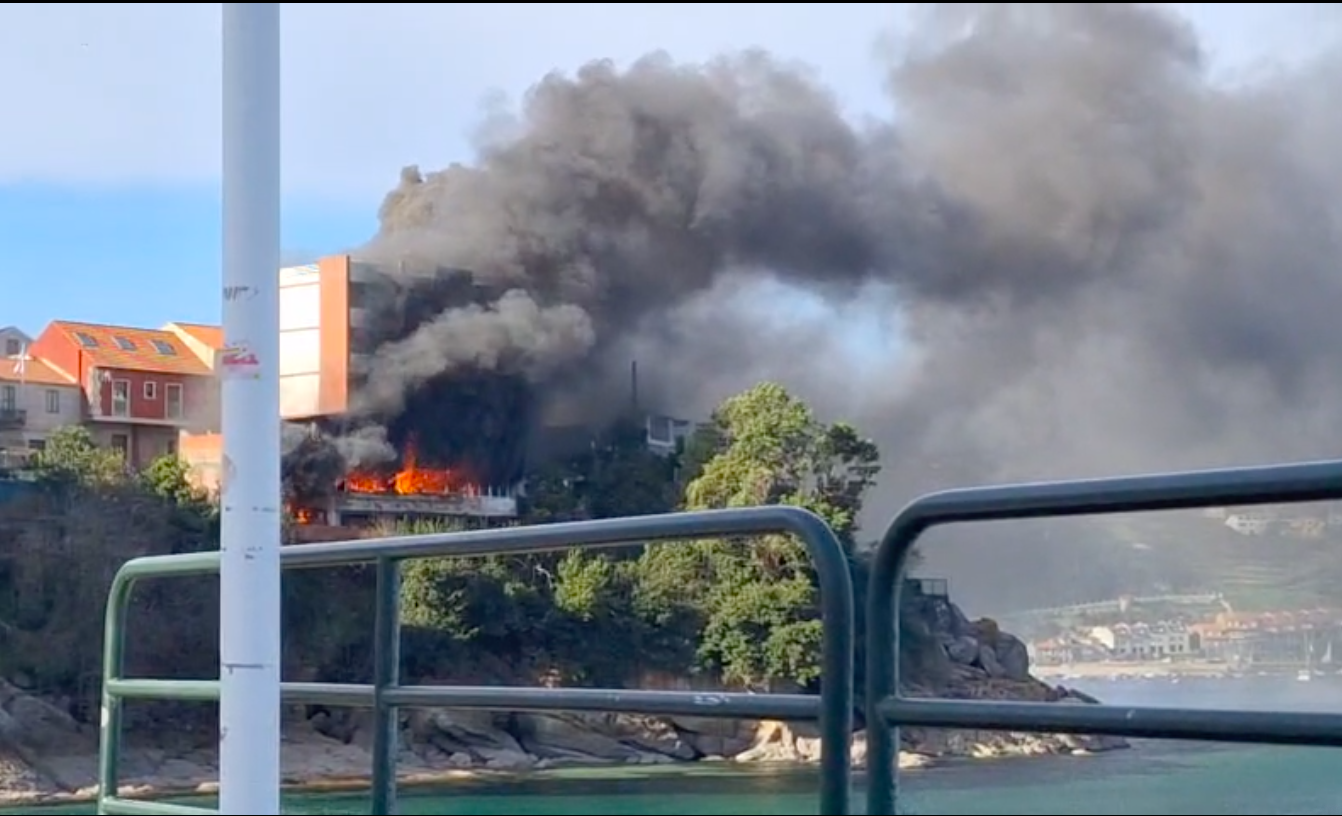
left=315, top=4, right=1342, bottom=609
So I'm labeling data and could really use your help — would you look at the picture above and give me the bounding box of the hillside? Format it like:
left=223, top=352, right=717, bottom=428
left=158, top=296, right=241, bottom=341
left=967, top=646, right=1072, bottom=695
left=1102, top=507, right=1342, bottom=610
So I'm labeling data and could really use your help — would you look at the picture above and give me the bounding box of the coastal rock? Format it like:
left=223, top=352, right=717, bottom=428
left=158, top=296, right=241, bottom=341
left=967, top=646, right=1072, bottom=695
left=511, top=713, right=643, bottom=763
left=410, top=709, right=533, bottom=769
left=946, top=635, right=980, bottom=664
left=733, top=720, right=823, bottom=764
left=667, top=715, right=754, bottom=758
left=995, top=635, right=1031, bottom=679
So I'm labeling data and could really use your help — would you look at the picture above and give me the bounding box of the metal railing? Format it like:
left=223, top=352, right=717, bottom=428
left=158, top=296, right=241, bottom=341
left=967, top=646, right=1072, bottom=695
left=864, top=458, right=1342, bottom=815
left=96, top=506, right=854, bottom=815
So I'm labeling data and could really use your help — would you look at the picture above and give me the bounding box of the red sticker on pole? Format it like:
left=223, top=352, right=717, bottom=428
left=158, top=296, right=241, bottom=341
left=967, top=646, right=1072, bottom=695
left=219, top=344, right=263, bottom=380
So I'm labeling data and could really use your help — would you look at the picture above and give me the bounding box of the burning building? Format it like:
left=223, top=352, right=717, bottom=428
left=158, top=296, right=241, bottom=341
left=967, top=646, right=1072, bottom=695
left=273, top=255, right=523, bottom=526
left=191, top=255, right=684, bottom=530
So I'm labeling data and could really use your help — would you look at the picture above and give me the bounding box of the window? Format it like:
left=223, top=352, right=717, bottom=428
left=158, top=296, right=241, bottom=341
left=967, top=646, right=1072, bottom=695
left=44, top=389, right=59, bottom=414
left=114, top=336, right=137, bottom=351
left=143, top=381, right=157, bottom=400
left=75, top=331, right=100, bottom=348
left=111, top=379, right=130, bottom=417
left=165, top=383, right=184, bottom=420
left=3, top=339, right=19, bottom=356
left=26, top=439, right=45, bottom=451
left=110, top=433, right=129, bottom=459
left=151, top=339, right=176, bottom=355
left=0, top=385, right=14, bottom=412
left=165, top=439, right=177, bottom=456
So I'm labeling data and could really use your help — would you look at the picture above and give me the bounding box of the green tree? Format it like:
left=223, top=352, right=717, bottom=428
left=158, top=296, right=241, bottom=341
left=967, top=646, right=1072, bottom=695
left=32, top=426, right=126, bottom=486
left=639, top=382, right=881, bottom=690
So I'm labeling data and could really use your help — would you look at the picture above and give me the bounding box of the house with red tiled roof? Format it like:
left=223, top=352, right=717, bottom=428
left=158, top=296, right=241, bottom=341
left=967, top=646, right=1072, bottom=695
left=0, top=346, right=81, bottom=458
left=163, top=322, right=224, bottom=366
left=161, top=322, right=226, bottom=490
left=30, top=321, right=220, bottom=467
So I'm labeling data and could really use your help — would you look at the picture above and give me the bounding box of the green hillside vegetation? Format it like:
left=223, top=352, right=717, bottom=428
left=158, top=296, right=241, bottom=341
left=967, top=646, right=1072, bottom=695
left=0, top=382, right=923, bottom=728
left=1103, top=512, right=1342, bottom=611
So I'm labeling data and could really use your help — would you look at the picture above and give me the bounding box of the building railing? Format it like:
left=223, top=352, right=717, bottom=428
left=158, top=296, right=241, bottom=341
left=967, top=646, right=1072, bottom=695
left=0, top=407, right=26, bottom=428
left=95, top=506, right=854, bottom=815
left=863, top=458, right=1342, bottom=814
left=903, top=577, right=948, bottom=598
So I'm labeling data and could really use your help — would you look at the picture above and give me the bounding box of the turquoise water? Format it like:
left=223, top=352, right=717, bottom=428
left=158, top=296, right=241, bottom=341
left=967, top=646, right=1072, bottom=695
left=18, top=676, right=1342, bottom=814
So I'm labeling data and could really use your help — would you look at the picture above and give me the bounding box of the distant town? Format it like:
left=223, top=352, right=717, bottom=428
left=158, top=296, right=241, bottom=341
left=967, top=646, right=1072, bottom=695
left=1201, top=504, right=1342, bottom=538
left=1027, top=605, right=1342, bottom=679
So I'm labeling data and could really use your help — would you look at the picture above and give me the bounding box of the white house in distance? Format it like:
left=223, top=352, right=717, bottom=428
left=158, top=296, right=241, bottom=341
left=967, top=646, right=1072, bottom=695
left=1224, top=509, right=1276, bottom=536
left=0, top=336, right=82, bottom=462
left=1089, top=622, right=1196, bottom=659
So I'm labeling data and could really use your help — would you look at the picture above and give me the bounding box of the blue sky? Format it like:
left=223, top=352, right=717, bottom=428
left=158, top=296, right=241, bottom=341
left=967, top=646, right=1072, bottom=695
left=0, top=3, right=1327, bottom=337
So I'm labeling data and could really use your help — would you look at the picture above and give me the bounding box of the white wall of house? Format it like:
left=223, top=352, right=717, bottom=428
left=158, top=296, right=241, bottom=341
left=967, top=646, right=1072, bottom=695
left=0, top=381, right=82, bottom=448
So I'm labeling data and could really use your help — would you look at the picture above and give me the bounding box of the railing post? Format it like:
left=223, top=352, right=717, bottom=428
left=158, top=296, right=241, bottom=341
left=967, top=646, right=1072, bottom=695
left=97, top=573, right=135, bottom=814
left=864, top=520, right=915, bottom=816
left=370, top=557, right=402, bottom=814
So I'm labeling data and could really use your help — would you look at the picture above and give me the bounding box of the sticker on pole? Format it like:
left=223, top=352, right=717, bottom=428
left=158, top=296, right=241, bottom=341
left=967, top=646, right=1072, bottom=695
left=219, top=344, right=263, bottom=380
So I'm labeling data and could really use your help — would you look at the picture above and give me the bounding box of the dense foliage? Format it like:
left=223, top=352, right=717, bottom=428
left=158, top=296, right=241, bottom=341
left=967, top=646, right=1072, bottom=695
left=0, top=383, right=900, bottom=724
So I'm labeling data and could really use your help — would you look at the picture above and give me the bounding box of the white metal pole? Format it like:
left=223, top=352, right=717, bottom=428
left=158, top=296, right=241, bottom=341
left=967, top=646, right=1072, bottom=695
left=219, top=4, right=282, bottom=814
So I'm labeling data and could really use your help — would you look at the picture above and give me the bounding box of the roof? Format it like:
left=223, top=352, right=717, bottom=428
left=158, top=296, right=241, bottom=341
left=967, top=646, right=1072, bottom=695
left=47, top=321, right=213, bottom=376
left=168, top=322, right=224, bottom=350
left=0, top=354, right=77, bottom=387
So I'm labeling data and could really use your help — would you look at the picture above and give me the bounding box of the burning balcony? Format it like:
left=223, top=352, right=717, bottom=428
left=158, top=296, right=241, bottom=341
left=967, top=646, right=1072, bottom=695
left=292, top=442, right=518, bottom=527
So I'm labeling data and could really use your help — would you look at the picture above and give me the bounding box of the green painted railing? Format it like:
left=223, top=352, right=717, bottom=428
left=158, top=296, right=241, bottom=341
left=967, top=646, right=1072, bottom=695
left=95, top=507, right=854, bottom=815
left=864, top=458, right=1342, bottom=815
left=100, top=459, right=1342, bottom=815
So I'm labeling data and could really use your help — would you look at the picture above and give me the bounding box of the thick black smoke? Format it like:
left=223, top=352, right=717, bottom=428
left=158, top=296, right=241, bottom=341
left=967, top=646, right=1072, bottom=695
left=305, top=4, right=1342, bottom=607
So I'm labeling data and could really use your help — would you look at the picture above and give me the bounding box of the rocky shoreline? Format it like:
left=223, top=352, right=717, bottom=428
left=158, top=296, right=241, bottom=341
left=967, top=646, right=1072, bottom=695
left=0, top=586, right=1128, bottom=806
left=0, top=609, right=1128, bottom=808
left=0, top=697, right=1126, bottom=807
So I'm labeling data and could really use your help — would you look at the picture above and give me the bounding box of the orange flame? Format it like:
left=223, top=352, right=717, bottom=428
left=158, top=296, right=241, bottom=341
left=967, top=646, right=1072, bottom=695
left=286, top=505, right=317, bottom=525
left=340, top=440, right=466, bottom=496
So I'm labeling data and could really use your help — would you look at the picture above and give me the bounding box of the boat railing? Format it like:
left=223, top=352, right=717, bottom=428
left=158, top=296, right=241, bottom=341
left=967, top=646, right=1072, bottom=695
left=863, top=458, right=1342, bottom=815
left=94, top=507, right=855, bottom=815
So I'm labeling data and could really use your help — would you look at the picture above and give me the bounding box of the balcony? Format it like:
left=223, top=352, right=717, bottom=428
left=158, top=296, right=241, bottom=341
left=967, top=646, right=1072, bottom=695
left=0, top=408, right=26, bottom=430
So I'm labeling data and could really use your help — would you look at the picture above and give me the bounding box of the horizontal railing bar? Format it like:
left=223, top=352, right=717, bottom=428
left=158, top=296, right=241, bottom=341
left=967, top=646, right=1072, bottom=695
left=283, top=681, right=376, bottom=707
left=106, top=680, right=218, bottom=702
left=106, top=679, right=821, bottom=720
left=98, top=797, right=217, bottom=815
left=893, top=458, right=1342, bottom=527
left=880, top=697, right=1342, bottom=747
left=282, top=506, right=832, bottom=568
left=105, top=679, right=376, bottom=707
left=110, top=507, right=842, bottom=577
left=384, top=686, right=822, bottom=719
